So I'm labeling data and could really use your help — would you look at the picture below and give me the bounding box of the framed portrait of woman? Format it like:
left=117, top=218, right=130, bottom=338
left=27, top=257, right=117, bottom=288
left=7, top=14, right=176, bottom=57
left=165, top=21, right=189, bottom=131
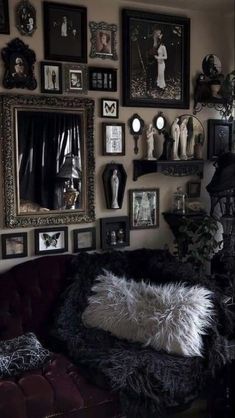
left=122, top=9, right=190, bottom=108
left=89, top=21, right=118, bottom=60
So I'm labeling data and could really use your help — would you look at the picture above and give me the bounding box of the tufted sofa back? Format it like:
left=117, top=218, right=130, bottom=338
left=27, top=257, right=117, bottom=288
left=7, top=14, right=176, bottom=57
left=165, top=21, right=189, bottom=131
left=0, top=254, right=73, bottom=341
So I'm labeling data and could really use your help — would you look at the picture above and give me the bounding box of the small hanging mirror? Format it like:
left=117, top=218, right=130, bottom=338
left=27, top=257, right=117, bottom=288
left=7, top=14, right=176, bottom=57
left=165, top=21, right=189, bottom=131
left=153, top=112, right=166, bottom=134
left=128, top=113, right=145, bottom=154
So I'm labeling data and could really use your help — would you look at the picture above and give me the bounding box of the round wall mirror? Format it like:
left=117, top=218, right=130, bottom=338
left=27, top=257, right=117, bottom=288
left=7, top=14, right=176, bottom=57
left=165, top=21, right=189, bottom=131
left=153, top=112, right=166, bottom=133
left=202, top=54, right=222, bottom=79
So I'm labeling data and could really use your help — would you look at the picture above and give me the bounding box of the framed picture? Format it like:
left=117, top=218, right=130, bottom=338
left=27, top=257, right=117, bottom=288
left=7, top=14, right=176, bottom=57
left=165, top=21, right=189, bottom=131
left=207, top=119, right=233, bottom=160
left=89, top=21, right=118, bottom=60
left=0, top=0, right=9, bottom=34
left=100, top=216, right=130, bottom=250
left=122, top=9, right=190, bottom=108
left=63, top=63, right=88, bottom=94
left=43, top=1, right=87, bottom=63
left=89, top=67, right=117, bottom=91
left=41, top=61, right=62, bottom=94
left=1, top=233, right=27, bottom=259
left=34, top=227, right=68, bottom=255
left=73, top=227, right=96, bottom=252
left=101, top=98, right=119, bottom=118
left=16, top=0, right=37, bottom=36
left=187, top=181, right=201, bottom=198
left=102, top=123, right=125, bottom=156
left=129, top=188, right=159, bottom=230
left=1, top=38, right=37, bottom=90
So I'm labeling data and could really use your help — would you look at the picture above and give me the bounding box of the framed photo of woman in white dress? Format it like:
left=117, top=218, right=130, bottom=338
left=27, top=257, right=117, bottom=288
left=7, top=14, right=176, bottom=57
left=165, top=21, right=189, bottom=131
left=122, top=9, right=190, bottom=109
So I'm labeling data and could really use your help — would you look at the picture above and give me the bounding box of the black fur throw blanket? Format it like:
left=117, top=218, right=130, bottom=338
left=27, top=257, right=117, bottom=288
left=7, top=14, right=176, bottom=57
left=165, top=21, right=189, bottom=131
left=51, top=249, right=232, bottom=418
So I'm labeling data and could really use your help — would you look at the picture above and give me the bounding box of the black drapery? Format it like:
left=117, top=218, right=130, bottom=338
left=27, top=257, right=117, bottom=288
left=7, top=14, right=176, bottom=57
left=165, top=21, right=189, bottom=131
left=18, top=110, right=81, bottom=210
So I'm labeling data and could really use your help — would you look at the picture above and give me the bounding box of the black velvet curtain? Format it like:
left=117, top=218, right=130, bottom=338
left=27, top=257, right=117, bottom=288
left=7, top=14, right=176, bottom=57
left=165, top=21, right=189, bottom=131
left=18, top=110, right=81, bottom=210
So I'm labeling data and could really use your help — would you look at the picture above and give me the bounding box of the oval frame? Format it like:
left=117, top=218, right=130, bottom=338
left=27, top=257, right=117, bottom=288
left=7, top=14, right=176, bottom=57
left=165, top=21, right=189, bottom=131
left=16, top=0, right=37, bottom=36
left=1, top=94, right=95, bottom=228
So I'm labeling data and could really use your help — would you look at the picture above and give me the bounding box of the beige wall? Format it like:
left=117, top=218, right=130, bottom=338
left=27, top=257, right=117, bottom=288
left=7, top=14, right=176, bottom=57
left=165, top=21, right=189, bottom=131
left=0, top=0, right=234, bottom=272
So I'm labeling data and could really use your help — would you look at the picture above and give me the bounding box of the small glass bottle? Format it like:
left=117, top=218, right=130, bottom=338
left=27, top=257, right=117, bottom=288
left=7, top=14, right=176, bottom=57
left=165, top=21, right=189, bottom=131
left=172, top=187, right=186, bottom=214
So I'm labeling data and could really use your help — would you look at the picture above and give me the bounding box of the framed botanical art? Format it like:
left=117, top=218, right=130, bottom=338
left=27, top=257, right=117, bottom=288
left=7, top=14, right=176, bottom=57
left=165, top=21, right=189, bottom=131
left=102, top=122, right=125, bottom=156
left=43, top=2, right=87, bottom=63
left=129, top=188, right=159, bottom=230
left=0, top=0, right=9, bottom=34
left=73, top=227, right=96, bottom=252
left=122, top=9, right=190, bottom=108
left=1, top=232, right=27, bottom=259
left=89, top=67, right=117, bottom=91
left=63, top=63, right=88, bottom=94
left=34, top=227, right=68, bottom=255
left=101, top=98, right=119, bottom=118
left=41, top=61, right=62, bottom=94
left=89, top=21, right=118, bottom=60
left=207, top=119, right=233, bottom=160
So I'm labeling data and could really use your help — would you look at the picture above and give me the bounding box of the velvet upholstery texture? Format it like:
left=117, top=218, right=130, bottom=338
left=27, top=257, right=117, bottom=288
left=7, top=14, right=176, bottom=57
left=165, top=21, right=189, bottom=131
left=0, top=255, right=122, bottom=418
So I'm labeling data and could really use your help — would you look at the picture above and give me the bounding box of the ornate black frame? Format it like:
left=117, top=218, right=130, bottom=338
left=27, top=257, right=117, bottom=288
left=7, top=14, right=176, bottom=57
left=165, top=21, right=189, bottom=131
left=16, top=0, right=37, bottom=36
left=63, top=63, right=88, bottom=94
left=0, top=94, right=95, bottom=228
left=1, top=232, right=28, bottom=259
left=122, top=9, right=190, bottom=108
left=0, top=0, right=9, bottom=34
left=43, top=1, right=87, bottom=63
left=89, top=21, right=118, bottom=60
left=1, top=38, right=37, bottom=90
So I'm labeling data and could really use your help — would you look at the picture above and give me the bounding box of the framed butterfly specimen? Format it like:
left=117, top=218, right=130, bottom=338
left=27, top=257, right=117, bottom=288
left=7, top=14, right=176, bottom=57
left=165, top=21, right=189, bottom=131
left=102, top=122, right=125, bottom=156
left=34, top=227, right=68, bottom=255
left=101, top=98, right=119, bottom=118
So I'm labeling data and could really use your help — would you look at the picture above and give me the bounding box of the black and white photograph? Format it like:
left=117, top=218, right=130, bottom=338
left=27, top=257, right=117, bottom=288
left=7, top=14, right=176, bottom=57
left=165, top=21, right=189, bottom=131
left=129, top=188, right=159, bottom=229
left=43, top=2, right=87, bottom=62
left=89, top=21, right=118, bottom=60
left=0, top=0, right=9, bottom=34
left=34, top=227, right=68, bottom=255
left=1, top=233, right=28, bottom=259
left=102, top=123, right=125, bottom=155
left=41, top=61, right=62, bottom=93
left=73, top=227, right=96, bottom=252
left=122, top=9, right=190, bottom=108
left=63, top=64, right=88, bottom=94
left=101, top=98, right=119, bottom=118
left=16, top=0, right=37, bottom=36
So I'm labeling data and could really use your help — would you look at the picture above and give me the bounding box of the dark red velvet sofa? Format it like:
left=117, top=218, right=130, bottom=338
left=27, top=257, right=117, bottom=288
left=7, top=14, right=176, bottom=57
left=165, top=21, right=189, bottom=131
left=0, top=255, right=122, bottom=418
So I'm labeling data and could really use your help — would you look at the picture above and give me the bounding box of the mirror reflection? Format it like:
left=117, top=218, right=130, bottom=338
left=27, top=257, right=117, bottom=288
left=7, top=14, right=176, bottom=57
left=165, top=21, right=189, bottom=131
left=132, top=118, right=141, bottom=133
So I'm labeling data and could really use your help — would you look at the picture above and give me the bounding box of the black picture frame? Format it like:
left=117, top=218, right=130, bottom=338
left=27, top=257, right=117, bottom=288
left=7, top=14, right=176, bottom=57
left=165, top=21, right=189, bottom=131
left=101, top=98, right=119, bottom=118
left=89, top=67, right=117, bottom=91
left=89, top=21, right=118, bottom=60
left=43, top=1, right=87, bottom=63
left=1, top=38, right=37, bottom=90
left=34, top=227, right=68, bottom=255
left=100, top=216, right=130, bottom=250
left=122, top=9, right=190, bottom=108
left=1, top=232, right=28, bottom=259
left=129, top=188, right=160, bottom=230
left=63, top=63, right=88, bottom=94
left=73, top=227, right=96, bottom=252
left=41, top=61, right=62, bottom=94
left=207, top=119, right=233, bottom=160
left=102, top=123, right=125, bottom=156
left=16, top=0, right=37, bottom=36
left=0, top=0, right=9, bottom=34
left=187, top=181, right=201, bottom=198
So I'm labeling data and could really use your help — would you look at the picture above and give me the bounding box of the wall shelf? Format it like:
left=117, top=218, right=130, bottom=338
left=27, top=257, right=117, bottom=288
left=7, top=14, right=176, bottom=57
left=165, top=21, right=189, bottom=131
left=133, top=159, right=204, bottom=181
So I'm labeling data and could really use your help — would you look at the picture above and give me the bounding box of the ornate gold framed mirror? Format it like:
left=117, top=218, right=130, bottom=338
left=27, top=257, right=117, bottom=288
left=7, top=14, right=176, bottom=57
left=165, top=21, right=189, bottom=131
left=1, top=94, right=95, bottom=227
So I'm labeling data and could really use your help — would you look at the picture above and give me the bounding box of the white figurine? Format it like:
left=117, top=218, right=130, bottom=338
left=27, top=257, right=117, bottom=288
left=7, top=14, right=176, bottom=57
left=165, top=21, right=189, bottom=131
left=146, top=124, right=156, bottom=160
left=179, top=118, right=188, bottom=160
left=171, top=117, right=180, bottom=160
left=111, top=169, right=119, bottom=209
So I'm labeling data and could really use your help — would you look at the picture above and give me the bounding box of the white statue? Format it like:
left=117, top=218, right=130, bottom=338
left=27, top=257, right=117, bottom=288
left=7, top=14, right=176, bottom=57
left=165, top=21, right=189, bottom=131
left=179, top=118, right=188, bottom=160
left=111, top=169, right=119, bottom=209
left=146, top=124, right=156, bottom=160
left=171, top=117, right=180, bottom=160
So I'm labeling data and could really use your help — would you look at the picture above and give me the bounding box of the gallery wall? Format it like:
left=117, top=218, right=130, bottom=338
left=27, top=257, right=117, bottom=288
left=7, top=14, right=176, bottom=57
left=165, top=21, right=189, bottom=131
left=0, top=0, right=234, bottom=272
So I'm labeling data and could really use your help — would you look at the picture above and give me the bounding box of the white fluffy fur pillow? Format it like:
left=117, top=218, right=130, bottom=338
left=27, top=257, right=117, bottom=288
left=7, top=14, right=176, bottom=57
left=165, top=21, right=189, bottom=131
left=82, top=271, right=214, bottom=357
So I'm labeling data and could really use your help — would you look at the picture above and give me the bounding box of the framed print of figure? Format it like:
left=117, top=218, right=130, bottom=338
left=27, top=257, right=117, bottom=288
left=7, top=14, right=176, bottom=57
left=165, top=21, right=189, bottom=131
left=129, top=188, right=159, bottom=229
left=122, top=9, right=190, bottom=108
left=89, top=21, right=118, bottom=60
left=41, top=61, right=62, bottom=93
